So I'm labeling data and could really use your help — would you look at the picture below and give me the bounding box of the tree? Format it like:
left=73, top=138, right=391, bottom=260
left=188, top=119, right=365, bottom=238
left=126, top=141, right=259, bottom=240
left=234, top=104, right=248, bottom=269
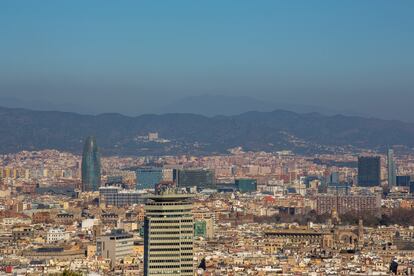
left=61, top=270, right=82, bottom=276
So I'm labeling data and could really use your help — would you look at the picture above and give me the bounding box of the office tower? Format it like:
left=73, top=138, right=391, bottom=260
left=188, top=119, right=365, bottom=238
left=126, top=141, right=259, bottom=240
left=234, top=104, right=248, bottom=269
left=176, top=168, right=215, bottom=189
left=81, top=136, right=101, bottom=192
left=396, top=175, right=411, bottom=187
left=144, top=189, right=194, bottom=276
left=162, top=168, right=174, bottom=181
left=235, top=178, right=257, bottom=193
left=96, top=229, right=135, bottom=268
left=136, top=167, right=163, bottom=189
left=387, top=149, right=397, bottom=187
left=329, top=172, right=340, bottom=185
left=357, top=156, right=381, bottom=187
left=106, top=175, right=123, bottom=186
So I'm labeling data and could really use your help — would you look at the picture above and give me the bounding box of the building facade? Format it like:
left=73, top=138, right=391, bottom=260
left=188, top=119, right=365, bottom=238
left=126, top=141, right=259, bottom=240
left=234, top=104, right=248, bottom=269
left=99, top=186, right=145, bottom=207
left=397, top=175, right=411, bottom=187
left=136, top=167, right=163, bottom=189
left=144, top=190, right=194, bottom=276
left=46, top=228, right=70, bottom=243
left=316, top=194, right=381, bottom=215
left=81, top=136, right=101, bottom=192
left=388, top=149, right=397, bottom=187
left=176, top=168, right=215, bottom=189
left=96, top=229, right=135, bottom=268
left=194, top=218, right=214, bottom=239
left=358, top=156, right=381, bottom=187
left=235, top=178, right=257, bottom=193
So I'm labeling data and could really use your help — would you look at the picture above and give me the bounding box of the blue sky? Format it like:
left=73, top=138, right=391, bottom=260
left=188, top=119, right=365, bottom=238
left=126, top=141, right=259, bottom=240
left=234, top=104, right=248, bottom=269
left=0, top=1, right=413, bottom=119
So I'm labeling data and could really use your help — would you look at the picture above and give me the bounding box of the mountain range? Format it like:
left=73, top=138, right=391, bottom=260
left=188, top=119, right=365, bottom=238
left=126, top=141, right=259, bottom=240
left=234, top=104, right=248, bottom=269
left=0, top=105, right=413, bottom=156
left=0, top=94, right=366, bottom=118
left=158, top=95, right=349, bottom=117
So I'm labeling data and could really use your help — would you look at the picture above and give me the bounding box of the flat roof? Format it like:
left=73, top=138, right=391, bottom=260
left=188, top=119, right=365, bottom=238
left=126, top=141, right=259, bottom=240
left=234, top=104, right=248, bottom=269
left=145, top=193, right=195, bottom=202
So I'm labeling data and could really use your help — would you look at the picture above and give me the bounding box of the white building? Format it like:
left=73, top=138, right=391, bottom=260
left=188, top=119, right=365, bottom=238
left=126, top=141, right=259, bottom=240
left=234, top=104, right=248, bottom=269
left=47, top=228, right=70, bottom=243
left=96, top=229, right=135, bottom=268
left=82, top=218, right=99, bottom=231
left=148, top=132, right=158, bottom=141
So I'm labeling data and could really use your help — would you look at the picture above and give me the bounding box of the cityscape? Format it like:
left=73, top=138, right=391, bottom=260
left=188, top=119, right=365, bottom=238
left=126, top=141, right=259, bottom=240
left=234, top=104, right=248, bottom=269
left=1, top=135, right=414, bottom=275
left=1, top=1, right=414, bottom=275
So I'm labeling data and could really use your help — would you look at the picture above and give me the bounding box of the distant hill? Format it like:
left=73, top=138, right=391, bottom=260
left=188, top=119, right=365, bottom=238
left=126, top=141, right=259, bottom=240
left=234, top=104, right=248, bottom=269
left=159, top=94, right=343, bottom=116
left=0, top=96, right=88, bottom=114
left=0, top=106, right=413, bottom=156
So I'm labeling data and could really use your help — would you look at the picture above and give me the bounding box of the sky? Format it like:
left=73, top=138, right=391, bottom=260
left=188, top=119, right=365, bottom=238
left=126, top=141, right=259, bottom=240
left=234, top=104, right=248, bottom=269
left=0, top=1, right=413, bottom=120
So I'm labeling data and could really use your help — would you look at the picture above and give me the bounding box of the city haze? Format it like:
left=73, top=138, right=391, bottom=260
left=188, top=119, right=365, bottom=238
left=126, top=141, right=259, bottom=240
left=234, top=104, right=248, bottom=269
left=0, top=1, right=413, bottom=121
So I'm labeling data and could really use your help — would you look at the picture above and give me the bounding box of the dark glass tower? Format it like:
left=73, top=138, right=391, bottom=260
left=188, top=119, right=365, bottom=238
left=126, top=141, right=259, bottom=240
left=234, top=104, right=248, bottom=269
left=81, top=136, right=101, bottom=192
left=176, top=168, right=216, bottom=189
left=358, top=156, right=381, bottom=187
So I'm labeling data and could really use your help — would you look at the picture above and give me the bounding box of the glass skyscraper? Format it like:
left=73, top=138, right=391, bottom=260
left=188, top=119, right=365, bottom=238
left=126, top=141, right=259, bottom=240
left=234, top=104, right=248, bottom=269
left=235, top=178, right=257, bottom=193
left=81, top=136, right=101, bottom=192
left=387, top=149, right=396, bottom=187
left=176, top=168, right=216, bottom=189
left=136, top=167, right=163, bottom=189
left=357, top=156, right=381, bottom=187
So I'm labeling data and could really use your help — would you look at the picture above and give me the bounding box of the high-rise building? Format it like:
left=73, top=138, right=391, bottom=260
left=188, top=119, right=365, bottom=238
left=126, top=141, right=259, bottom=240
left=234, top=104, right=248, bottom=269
left=329, top=172, right=340, bottom=185
left=387, top=149, right=396, bottom=187
left=136, top=167, right=163, bottom=189
left=396, top=175, right=411, bottom=187
left=176, top=168, right=215, bottom=189
left=357, top=156, right=381, bottom=187
left=81, top=136, right=101, bottom=192
left=235, top=178, right=257, bottom=193
left=144, top=189, right=194, bottom=276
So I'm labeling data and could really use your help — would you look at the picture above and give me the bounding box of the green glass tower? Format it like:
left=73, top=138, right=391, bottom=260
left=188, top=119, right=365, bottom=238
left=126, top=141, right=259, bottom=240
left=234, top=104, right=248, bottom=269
left=81, top=136, right=101, bottom=192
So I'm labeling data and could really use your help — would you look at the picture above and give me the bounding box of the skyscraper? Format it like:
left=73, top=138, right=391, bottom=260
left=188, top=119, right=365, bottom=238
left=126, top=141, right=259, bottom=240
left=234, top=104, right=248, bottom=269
left=235, top=178, right=257, bottom=193
left=136, top=167, right=163, bottom=189
left=357, top=156, right=381, bottom=187
left=387, top=149, right=396, bottom=187
left=176, top=168, right=215, bottom=189
left=81, top=136, right=101, bottom=192
left=396, top=175, right=411, bottom=187
left=144, top=189, right=194, bottom=276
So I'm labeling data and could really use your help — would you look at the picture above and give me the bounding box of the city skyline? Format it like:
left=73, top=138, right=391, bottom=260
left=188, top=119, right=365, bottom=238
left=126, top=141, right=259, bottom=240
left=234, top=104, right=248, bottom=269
left=2, top=147, right=414, bottom=274
left=1, top=1, right=414, bottom=275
